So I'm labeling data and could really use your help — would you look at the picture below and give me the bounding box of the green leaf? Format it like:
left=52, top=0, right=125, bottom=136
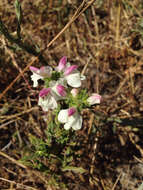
left=14, top=0, right=22, bottom=23
left=62, top=166, right=87, bottom=174
left=14, top=0, right=22, bottom=38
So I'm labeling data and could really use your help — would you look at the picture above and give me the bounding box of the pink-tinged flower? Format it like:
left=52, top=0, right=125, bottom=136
left=68, top=107, right=76, bottom=116
left=71, top=88, right=79, bottom=97
left=38, top=88, right=58, bottom=111
left=39, top=88, right=51, bottom=98
left=58, top=108, right=82, bottom=130
left=56, top=56, right=67, bottom=71
left=64, top=71, right=84, bottom=88
left=56, top=85, right=67, bottom=97
left=64, top=65, right=78, bottom=75
left=63, top=64, right=85, bottom=88
left=56, top=57, right=85, bottom=88
left=87, top=93, right=101, bottom=105
left=49, top=80, right=67, bottom=100
left=30, top=66, right=52, bottom=87
left=38, top=82, right=67, bottom=112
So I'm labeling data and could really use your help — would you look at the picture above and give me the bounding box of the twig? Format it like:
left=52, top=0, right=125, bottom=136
left=0, top=119, right=16, bottom=129
left=115, top=2, right=121, bottom=46
left=133, top=155, right=143, bottom=164
left=42, top=0, right=87, bottom=52
left=0, top=57, right=36, bottom=101
left=0, top=151, right=27, bottom=169
left=111, top=172, right=122, bottom=190
left=0, top=151, right=49, bottom=185
left=1, top=37, right=32, bottom=93
left=0, top=177, right=38, bottom=190
left=125, top=0, right=142, bottom=18
left=1, top=141, right=12, bottom=151
left=81, top=56, right=91, bottom=75
left=129, top=67, right=135, bottom=94
left=0, top=107, right=38, bottom=123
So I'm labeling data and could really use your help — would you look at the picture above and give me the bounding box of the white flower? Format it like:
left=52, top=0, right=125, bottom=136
left=56, top=56, right=85, bottom=88
left=30, top=66, right=52, bottom=87
left=38, top=84, right=67, bottom=112
left=64, top=65, right=85, bottom=88
left=49, top=80, right=67, bottom=100
left=38, top=88, right=58, bottom=111
left=87, top=93, right=101, bottom=105
left=58, top=107, right=82, bottom=130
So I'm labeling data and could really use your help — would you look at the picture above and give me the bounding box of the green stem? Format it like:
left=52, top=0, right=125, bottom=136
left=0, top=19, right=47, bottom=64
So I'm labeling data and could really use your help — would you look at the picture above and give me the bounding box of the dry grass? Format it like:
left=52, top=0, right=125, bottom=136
left=0, top=0, right=143, bottom=189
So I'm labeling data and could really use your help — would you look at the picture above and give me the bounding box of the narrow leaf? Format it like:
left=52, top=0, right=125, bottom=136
left=62, top=166, right=87, bottom=174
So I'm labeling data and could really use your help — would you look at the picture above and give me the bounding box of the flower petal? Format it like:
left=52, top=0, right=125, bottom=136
left=39, top=66, right=52, bottom=77
left=49, top=80, right=66, bottom=100
left=87, top=93, right=101, bottom=105
left=68, top=107, right=76, bottom=116
left=38, top=95, right=58, bottom=111
left=63, top=115, right=75, bottom=130
left=56, top=85, right=67, bottom=97
left=64, top=65, right=78, bottom=75
left=31, top=73, right=43, bottom=87
left=56, top=56, right=67, bottom=71
left=58, top=109, right=68, bottom=123
left=72, top=114, right=82, bottom=130
left=30, top=66, right=39, bottom=73
left=47, top=96, right=58, bottom=110
left=64, top=122, right=72, bottom=130
left=80, top=75, right=86, bottom=80
left=64, top=113, right=82, bottom=130
left=39, top=88, right=51, bottom=97
left=66, top=72, right=81, bottom=87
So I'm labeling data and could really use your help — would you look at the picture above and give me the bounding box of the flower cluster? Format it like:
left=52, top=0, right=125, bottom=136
left=30, top=56, right=101, bottom=130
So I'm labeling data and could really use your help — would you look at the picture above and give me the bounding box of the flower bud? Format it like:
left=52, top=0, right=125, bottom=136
left=57, top=56, right=67, bottom=71
left=68, top=107, right=76, bottom=116
left=30, top=66, right=39, bottom=72
left=56, top=85, right=67, bottom=97
left=71, top=88, right=79, bottom=97
left=87, top=93, right=101, bottom=105
left=39, top=88, right=51, bottom=98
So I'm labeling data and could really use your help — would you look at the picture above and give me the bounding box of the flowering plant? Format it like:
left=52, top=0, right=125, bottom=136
left=30, top=56, right=101, bottom=131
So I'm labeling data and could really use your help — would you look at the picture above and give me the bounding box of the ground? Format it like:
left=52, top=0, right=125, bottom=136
left=0, top=0, right=143, bottom=189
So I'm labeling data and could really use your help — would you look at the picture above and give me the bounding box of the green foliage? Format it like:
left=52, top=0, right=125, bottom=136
left=44, top=77, right=52, bottom=88
left=66, top=89, right=89, bottom=112
left=19, top=112, right=87, bottom=190
left=45, top=117, right=71, bottom=145
left=51, top=71, right=61, bottom=81
left=14, top=0, right=22, bottom=39
left=20, top=117, right=83, bottom=173
left=44, top=72, right=62, bottom=88
left=133, top=18, right=143, bottom=38
left=14, top=0, right=22, bottom=23
left=29, top=134, right=50, bottom=157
